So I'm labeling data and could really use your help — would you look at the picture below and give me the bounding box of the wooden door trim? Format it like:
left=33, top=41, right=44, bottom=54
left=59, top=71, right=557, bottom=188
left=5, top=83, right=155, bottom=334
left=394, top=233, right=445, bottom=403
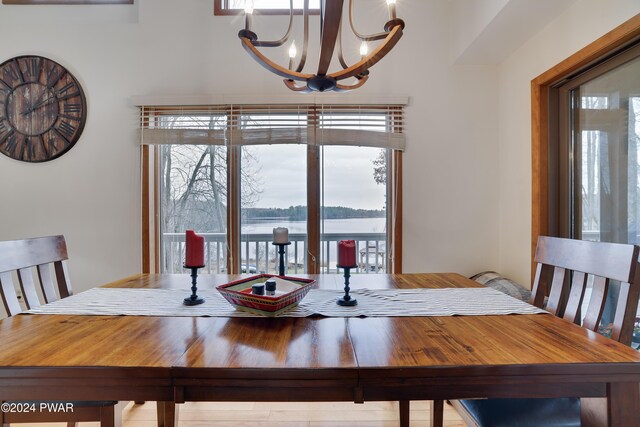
left=227, top=146, right=241, bottom=275
left=391, top=150, right=403, bottom=274
left=142, top=146, right=150, bottom=274
left=531, top=13, right=640, bottom=282
left=153, top=147, right=160, bottom=273
left=307, top=144, right=321, bottom=274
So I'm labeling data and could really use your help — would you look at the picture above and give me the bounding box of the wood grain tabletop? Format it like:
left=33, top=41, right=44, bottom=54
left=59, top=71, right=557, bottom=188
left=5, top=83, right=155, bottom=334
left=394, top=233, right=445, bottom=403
left=0, top=273, right=638, bottom=417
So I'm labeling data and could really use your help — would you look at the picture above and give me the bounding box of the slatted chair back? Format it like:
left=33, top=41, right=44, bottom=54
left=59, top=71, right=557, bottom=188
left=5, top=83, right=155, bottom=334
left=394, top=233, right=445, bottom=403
left=0, top=235, right=72, bottom=316
left=530, top=236, right=640, bottom=345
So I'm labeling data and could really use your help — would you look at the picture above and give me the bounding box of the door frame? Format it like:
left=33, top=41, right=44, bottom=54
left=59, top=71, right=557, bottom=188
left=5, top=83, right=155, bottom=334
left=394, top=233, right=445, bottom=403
left=531, top=13, right=640, bottom=281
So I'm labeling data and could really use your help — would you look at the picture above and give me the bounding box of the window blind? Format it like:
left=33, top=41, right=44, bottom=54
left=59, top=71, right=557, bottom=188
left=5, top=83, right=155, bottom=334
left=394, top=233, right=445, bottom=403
left=138, top=103, right=406, bottom=150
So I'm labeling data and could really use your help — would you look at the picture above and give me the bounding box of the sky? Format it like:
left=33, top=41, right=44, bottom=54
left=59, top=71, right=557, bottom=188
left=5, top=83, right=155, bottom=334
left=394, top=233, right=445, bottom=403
left=244, top=144, right=386, bottom=211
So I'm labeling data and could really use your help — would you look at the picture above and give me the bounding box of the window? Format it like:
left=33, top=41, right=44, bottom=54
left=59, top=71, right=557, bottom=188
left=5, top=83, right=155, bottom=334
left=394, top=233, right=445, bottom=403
left=155, top=111, right=229, bottom=274
left=240, top=144, right=308, bottom=274
left=557, top=46, right=640, bottom=339
left=318, top=110, right=392, bottom=273
left=321, top=146, right=389, bottom=273
left=532, top=17, right=640, bottom=349
left=570, top=57, right=640, bottom=244
left=214, top=0, right=320, bottom=15
left=140, top=102, right=405, bottom=276
left=159, top=144, right=229, bottom=274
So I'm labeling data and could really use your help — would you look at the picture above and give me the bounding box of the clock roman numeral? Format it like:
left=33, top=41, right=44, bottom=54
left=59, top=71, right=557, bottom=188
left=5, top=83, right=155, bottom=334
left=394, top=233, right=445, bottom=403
left=0, top=121, right=11, bottom=142
left=12, top=59, right=25, bottom=83
left=57, top=121, right=76, bottom=139
left=3, top=63, right=21, bottom=84
left=57, top=82, right=74, bottom=95
left=0, top=78, right=11, bottom=92
left=64, top=104, right=82, bottom=113
left=57, top=82, right=80, bottom=100
left=57, top=113, right=81, bottom=121
left=38, top=135, right=48, bottom=158
left=0, top=120, right=9, bottom=140
left=0, top=129, right=13, bottom=145
left=25, top=57, right=42, bottom=83
left=46, top=131, right=67, bottom=155
left=21, top=137, right=34, bottom=161
left=2, top=132, right=19, bottom=157
left=45, top=65, right=65, bottom=89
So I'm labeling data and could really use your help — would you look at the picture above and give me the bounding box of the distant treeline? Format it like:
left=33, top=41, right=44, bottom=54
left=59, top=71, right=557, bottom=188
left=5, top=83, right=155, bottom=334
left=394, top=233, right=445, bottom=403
left=244, top=205, right=385, bottom=221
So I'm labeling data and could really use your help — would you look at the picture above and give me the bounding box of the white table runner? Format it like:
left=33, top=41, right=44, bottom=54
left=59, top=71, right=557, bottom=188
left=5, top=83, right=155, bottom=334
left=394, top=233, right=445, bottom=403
left=26, top=287, right=546, bottom=318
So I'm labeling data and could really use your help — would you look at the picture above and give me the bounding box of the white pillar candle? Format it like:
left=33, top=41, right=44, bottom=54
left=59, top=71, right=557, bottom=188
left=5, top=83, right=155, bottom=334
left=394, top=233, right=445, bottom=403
left=273, top=227, right=289, bottom=244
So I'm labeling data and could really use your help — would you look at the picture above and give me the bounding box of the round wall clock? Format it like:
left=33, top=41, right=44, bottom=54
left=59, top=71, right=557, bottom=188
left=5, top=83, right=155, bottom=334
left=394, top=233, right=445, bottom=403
left=0, top=55, right=87, bottom=162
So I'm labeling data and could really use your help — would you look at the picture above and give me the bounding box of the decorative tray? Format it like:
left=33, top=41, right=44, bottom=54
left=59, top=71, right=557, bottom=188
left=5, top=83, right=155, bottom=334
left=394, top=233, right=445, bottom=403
left=216, top=274, right=316, bottom=317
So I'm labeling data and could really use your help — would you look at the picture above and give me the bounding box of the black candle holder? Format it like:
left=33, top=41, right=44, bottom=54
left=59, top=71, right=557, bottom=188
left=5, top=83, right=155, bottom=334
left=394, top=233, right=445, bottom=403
left=272, top=242, right=291, bottom=276
left=336, top=264, right=358, bottom=306
left=183, top=265, right=205, bottom=306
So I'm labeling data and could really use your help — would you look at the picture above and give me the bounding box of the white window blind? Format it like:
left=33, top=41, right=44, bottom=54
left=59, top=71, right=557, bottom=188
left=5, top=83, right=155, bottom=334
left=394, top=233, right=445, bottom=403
left=138, top=103, right=406, bottom=150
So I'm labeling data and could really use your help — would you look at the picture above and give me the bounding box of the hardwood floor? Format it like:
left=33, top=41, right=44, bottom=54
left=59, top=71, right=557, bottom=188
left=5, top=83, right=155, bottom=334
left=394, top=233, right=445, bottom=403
left=11, top=400, right=466, bottom=427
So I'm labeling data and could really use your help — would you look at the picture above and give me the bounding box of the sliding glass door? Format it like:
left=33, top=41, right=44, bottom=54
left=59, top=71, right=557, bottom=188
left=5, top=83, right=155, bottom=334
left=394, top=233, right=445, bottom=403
left=568, top=51, right=640, bottom=245
left=559, top=44, right=640, bottom=342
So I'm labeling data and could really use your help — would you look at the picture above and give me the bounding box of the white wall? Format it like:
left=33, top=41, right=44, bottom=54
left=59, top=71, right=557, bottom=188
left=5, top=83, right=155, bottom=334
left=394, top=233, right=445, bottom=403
left=0, top=0, right=501, bottom=292
left=452, top=0, right=578, bottom=65
left=497, top=0, right=640, bottom=286
left=451, top=0, right=510, bottom=60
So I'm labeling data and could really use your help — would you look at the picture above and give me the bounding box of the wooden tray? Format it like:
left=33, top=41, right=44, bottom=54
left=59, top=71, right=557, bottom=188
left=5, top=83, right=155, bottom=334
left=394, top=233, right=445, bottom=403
left=216, top=274, right=315, bottom=317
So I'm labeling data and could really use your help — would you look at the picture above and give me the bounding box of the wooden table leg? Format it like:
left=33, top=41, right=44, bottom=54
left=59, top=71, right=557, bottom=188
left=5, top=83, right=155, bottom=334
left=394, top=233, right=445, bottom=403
left=606, top=382, right=639, bottom=426
left=430, top=400, right=444, bottom=427
left=582, top=383, right=640, bottom=427
left=99, top=405, right=115, bottom=427
left=156, top=401, right=179, bottom=427
left=399, top=400, right=409, bottom=427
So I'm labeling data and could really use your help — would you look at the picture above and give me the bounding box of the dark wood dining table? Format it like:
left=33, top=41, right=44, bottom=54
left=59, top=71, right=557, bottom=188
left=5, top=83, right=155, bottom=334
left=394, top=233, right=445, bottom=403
left=0, top=273, right=639, bottom=427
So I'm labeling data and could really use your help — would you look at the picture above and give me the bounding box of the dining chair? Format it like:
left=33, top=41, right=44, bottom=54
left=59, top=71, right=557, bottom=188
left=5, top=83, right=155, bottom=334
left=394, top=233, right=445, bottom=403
left=442, top=236, right=640, bottom=427
left=0, top=235, right=120, bottom=427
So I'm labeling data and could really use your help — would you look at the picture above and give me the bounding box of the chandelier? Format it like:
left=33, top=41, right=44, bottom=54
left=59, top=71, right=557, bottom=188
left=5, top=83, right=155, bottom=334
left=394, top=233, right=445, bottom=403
left=238, top=0, right=405, bottom=93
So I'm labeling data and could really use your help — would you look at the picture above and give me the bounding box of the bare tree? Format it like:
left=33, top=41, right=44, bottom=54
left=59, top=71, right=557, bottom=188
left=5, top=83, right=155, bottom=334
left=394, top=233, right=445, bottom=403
left=159, top=115, right=264, bottom=271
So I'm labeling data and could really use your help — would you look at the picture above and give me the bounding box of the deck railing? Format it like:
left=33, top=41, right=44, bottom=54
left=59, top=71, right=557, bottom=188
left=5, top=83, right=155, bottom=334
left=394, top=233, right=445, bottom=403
left=162, top=232, right=387, bottom=274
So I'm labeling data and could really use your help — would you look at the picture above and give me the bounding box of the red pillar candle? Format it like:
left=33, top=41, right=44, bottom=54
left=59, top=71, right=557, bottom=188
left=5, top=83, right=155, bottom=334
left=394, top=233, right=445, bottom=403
left=337, top=240, right=357, bottom=267
left=185, top=230, right=205, bottom=267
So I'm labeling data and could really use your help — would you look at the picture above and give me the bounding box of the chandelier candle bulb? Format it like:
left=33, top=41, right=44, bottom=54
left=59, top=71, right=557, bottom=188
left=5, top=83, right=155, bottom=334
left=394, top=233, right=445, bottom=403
left=359, top=41, right=369, bottom=58
left=289, top=41, right=297, bottom=59
left=185, top=230, right=205, bottom=268
left=387, top=0, right=397, bottom=20
left=273, top=227, right=289, bottom=244
left=288, top=41, right=297, bottom=70
left=338, top=240, right=357, bottom=268
left=244, top=1, right=254, bottom=31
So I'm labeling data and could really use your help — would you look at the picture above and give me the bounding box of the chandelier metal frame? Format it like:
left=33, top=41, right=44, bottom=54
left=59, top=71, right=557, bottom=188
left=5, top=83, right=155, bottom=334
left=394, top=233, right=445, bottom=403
left=238, top=0, right=405, bottom=93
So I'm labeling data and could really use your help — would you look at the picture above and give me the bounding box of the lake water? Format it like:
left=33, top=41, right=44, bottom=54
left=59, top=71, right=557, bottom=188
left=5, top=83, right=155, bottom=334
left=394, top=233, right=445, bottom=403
left=242, top=217, right=387, bottom=234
